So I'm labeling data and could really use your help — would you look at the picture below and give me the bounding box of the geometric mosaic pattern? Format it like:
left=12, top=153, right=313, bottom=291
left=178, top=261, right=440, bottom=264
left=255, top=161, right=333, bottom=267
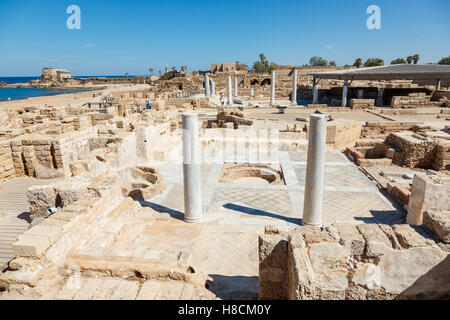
left=152, top=151, right=403, bottom=228
left=293, top=164, right=375, bottom=188
left=209, top=187, right=292, bottom=217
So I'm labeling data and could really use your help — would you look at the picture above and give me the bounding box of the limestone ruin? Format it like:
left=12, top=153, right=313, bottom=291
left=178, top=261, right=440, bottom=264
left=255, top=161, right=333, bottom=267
left=0, top=64, right=449, bottom=300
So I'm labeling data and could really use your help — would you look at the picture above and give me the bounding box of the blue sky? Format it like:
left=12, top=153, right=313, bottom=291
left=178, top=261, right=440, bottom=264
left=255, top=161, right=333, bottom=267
left=0, top=0, right=449, bottom=76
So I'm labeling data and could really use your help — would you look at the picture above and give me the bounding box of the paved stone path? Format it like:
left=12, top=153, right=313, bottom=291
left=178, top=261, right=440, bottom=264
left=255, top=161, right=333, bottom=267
left=0, top=177, right=60, bottom=270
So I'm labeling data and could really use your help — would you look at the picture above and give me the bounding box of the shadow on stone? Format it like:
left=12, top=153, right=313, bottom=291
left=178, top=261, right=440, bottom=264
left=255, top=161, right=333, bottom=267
left=139, top=200, right=185, bottom=221
left=223, top=203, right=301, bottom=225
left=354, top=209, right=405, bottom=225
left=396, top=255, right=450, bottom=300
left=17, top=211, right=32, bottom=224
left=205, top=274, right=258, bottom=300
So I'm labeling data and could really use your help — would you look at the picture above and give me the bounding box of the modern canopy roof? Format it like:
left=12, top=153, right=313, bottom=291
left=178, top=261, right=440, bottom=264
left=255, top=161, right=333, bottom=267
left=309, top=64, right=450, bottom=81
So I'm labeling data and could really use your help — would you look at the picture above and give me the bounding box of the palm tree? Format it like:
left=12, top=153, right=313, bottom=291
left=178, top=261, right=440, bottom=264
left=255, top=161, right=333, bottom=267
left=413, top=54, right=420, bottom=64
left=407, top=56, right=413, bottom=64
left=259, top=53, right=268, bottom=66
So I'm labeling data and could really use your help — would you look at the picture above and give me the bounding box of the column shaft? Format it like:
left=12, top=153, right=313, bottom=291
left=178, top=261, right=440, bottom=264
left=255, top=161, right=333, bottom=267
left=303, top=114, right=327, bottom=226
left=270, top=70, right=276, bottom=106
left=204, top=74, right=211, bottom=97
left=292, top=69, right=298, bottom=105
left=342, top=80, right=349, bottom=107
left=227, top=76, right=233, bottom=105
left=182, top=113, right=203, bottom=223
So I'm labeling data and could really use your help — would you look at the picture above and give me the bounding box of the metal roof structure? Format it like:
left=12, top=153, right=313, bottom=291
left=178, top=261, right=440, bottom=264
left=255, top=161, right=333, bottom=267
left=309, top=64, right=450, bottom=81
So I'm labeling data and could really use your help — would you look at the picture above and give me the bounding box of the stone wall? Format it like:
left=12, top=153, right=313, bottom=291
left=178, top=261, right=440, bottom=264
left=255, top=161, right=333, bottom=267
left=385, top=132, right=437, bottom=168
left=349, top=99, right=375, bottom=110
left=434, top=140, right=450, bottom=170
left=0, top=140, right=15, bottom=182
left=323, top=120, right=362, bottom=150
left=259, top=224, right=450, bottom=300
left=390, top=92, right=440, bottom=108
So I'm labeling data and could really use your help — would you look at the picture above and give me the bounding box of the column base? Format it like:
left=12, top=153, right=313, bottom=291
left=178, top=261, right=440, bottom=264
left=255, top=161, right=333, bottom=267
left=184, top=216, right=203, bottom=224
left=302, top=221, right=322, bottom=227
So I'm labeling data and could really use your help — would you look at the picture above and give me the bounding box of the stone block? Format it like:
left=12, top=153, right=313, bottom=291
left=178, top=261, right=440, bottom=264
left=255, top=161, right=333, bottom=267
left=12, top=234, right=50, bottom=257
left=334, top=223, right=365, bottom=256
left=392, top=224, right=436, bottom=249
left=423, top=209, right=450, bottom=243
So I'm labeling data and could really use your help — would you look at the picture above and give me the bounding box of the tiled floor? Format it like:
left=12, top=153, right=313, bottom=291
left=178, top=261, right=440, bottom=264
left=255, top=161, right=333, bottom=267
left=153, top=151, right=404, bottom=229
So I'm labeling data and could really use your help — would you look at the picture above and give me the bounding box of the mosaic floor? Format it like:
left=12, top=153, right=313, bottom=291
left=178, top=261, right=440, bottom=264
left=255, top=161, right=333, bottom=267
left=152, top=151, right=404, bottom=230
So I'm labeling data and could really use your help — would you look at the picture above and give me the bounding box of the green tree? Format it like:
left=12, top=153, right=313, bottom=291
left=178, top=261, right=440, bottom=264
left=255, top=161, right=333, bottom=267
left=252, top=54, right=275, bottom=73
left=364, top=58, right=384, bottom=67
left=407, top=56, right=413, bottom=64
left=353, top=58, right=363, bottom=68
left=309, top=56, right=328, bottom=67
left=438, top=56, right=450, bottom=65
left=413, top=54, right=420, bottom=64
left=391, top=58, right=406, bottom=65
left=328, top=61, right=337, bottom=67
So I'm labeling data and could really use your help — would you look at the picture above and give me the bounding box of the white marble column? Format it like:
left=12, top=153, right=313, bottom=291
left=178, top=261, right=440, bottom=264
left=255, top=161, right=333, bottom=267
left=204, top=74, right=211, bottom=97
left=312, top=86, right=319, bottom=104
left=292, top=69, right=298, bottom=106
left=250, top=88, right=254, bottom=98
left=303, top=114, right=327, bottom=227
left=234, top=77, right=238, bottom=97
left=270, top=70, right=276, bottom=106
left=342, top=80, right=349, bottom=107
left=182, top=113, right=203, bottom=223
left=437, top=79, right=441, bottom=90
left=210, top=79, right=215, bottom=96
left=227, top=76, right=233, bottom=105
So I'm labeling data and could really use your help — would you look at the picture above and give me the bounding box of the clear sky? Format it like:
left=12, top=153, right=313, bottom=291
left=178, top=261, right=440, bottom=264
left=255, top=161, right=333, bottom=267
left=0, top=0, right=449, bottom=76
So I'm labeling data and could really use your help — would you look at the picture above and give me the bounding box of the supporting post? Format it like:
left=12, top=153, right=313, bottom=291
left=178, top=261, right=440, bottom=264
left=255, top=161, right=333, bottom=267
left=204, top=74, right=210, bottom=97
left=234, top=77, right=238, bottom=97
left=210, top=79, right=215, bottom=96
left=376, top=88, right=384, bottom=107
left=302, top=114, right=327, bottom=227
left=292, top=69, right=298, bottom=106
left=312, top=76, right=319, bottom=104
left=342, top=80, right=349, bottom=107
left=250, top=88, right=254, bottom=98
left=270, top=70, right=276, bottom=106
left=437, top=79, right=441, bottom=90
left=182, top=113, right=203, bottom=223
left=227, top=76, right=233, bottom=105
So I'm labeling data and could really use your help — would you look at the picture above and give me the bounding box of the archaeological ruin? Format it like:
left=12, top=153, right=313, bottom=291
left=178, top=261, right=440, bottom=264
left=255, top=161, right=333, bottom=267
left=0, top=63, right=449, bottom=300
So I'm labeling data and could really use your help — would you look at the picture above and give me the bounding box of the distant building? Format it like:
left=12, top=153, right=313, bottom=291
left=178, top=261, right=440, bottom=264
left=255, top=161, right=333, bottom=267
left=41, top=68, right=72, bottom=82
left=211, top=62, right=236, bottom=74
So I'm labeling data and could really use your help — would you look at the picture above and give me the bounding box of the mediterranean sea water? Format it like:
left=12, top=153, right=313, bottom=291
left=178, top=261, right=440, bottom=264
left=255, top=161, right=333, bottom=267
left=0, top=76, right=129, bottom=101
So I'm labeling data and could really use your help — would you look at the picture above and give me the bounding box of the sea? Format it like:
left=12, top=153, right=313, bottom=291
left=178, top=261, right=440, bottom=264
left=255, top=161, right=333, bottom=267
left=0, top=76, right=129, bottom=102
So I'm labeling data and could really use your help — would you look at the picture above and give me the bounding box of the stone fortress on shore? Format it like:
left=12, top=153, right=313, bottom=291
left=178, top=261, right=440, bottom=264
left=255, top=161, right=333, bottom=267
left=0, top=61, right=449, bottom=300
